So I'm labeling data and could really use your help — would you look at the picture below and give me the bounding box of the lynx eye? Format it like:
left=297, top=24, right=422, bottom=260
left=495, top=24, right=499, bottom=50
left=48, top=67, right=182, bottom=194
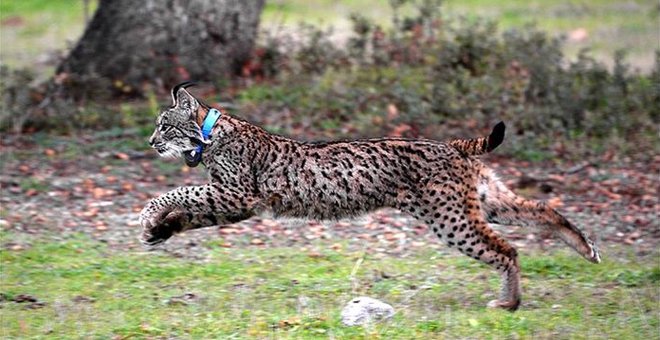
left=159, top=125, right=171, bottom=133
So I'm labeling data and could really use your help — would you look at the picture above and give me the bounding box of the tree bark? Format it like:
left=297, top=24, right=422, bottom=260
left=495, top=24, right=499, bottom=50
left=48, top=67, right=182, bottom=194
left=56, top=0, right=264, bottom=98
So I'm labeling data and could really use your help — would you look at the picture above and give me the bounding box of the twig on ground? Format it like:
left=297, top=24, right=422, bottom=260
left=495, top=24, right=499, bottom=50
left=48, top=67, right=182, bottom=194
left=349, top=251, right=366, bottom=295
left=561, top=161, right=592, bottom=175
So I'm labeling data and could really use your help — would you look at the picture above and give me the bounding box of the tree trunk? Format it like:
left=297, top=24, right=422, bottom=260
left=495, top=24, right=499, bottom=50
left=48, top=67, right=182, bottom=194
left=56, top=0, right=264, bottom=98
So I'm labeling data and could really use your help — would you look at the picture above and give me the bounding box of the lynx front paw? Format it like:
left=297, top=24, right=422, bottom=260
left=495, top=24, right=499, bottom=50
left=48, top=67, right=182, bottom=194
left=138, top=204, right=183, bottom=247
left=139, top=203, right=163, bottom=232
left=139, top=225, right=172, bottom=248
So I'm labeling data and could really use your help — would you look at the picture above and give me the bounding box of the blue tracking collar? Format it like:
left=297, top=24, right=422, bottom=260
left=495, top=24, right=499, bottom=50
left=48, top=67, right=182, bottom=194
left=201, top=108, right=222, bottom=140
left=193, top=108, right=222, bottom=155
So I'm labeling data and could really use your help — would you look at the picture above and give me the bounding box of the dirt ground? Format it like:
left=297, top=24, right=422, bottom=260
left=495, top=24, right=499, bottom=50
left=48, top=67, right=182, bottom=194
left=1, top=133, right=657, bottom=263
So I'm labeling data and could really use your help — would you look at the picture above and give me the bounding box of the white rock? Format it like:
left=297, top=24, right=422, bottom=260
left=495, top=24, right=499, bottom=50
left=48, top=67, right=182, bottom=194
left=340, top=296, right=394, bottom=326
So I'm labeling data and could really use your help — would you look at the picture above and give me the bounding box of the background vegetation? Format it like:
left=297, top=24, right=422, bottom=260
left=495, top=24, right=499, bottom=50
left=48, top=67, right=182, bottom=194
left=1, top=1, right=658, bottom=339
left=1, top=0, right=658, bottom=160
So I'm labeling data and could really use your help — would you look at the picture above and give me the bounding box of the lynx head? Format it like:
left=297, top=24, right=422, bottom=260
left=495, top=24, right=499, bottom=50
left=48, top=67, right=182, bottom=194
left=149, top=82, right=207, bottom=161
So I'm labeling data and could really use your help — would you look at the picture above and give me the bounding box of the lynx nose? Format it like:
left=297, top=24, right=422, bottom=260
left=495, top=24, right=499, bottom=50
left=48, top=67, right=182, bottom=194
left=148, top=131, right=157, bottom=146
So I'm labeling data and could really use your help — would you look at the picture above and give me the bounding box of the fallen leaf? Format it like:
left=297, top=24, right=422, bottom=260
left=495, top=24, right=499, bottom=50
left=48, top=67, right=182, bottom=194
left=384, top=232, right=396, bottom=241
left=92, top=187, right=105, bottom=199
left=92, top=188, right=116, bottom=199
left=13, top=294, right=38, bottom=303
left=121, top=182, right=134, bottom=191
left=82, top=208, right=99, bottom=218
left=95, top=222, right=107, bottom=231
left=308, top=251, right=323, bottom=258
left=220, top=227, right=240, bottom=235
left=166, top=293, right=199, bottom=305
left=387, top=103, right=399, bottom=121
left=596, top=187, right=622, bottom=200
left=568, top=28, right=588, bottom=42
left=1, top=16, right=24, bottom=27
left=114, top=152, right=130, bottom=160
left=250, top=238, right=264, bottom=245
left=371, top=116, right=384, bottom=125
left=72, top=295, right=96, bottom=304
left=26, top=301, right=50, bottom=313
left=278, top=316, right=301, bottom=329
left=389, top=123, right=412, bottom=137
left=54, top=72, right=69, bottom=84
left=547, top=197, right=563, bottom=209
left=261, top=219, right=279, bottom=227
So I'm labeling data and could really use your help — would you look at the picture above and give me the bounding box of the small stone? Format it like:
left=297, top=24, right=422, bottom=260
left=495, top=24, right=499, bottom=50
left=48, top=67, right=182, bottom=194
left=340, top=296, right=394, bottom=326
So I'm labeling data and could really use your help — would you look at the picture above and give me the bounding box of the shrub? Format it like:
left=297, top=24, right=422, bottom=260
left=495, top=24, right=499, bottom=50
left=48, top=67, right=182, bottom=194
left=243, top=0, right=657, bottom=158
left=3, top=0, right=657, bottom=160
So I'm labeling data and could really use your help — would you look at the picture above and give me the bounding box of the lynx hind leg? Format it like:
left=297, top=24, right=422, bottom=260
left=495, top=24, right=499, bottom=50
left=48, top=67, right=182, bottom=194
left=462, top=213, right=521, bottom=310
left=412, top=187, right=521, bottom=311
left=478, top=169, right=600, bottom=263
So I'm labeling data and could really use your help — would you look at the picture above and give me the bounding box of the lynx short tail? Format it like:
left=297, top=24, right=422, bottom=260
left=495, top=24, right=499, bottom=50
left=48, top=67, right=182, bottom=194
left=450, top=121, right=506, bottom=156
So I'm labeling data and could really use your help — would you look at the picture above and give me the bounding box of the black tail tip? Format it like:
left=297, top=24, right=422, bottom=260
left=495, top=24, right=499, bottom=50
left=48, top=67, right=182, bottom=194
left=487, top=121, right=506, bottom=152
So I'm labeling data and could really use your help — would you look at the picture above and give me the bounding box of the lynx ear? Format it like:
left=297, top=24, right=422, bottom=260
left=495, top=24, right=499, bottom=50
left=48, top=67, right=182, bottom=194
left=170, top=81, right=197, bottom=109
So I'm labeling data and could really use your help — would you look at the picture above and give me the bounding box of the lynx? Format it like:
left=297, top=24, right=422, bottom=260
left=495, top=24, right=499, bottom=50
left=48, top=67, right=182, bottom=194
left=139, top=82, right=600, bottom=310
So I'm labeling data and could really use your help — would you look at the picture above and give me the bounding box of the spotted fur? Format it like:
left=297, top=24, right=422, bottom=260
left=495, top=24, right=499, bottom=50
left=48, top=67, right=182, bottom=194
left=140, top=84, right=601, bottom=311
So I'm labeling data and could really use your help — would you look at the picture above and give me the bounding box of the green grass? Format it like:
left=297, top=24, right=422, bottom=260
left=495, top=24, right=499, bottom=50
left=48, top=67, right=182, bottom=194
left=1, top=232, right=657, bottom=339
left=0, top=0, right=96, bottom=71
left=0, top=0, right=84, bottom=18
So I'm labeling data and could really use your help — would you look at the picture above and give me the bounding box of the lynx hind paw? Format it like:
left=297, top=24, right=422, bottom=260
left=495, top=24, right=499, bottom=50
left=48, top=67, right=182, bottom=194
left=487, top=299, right=520, bottom=311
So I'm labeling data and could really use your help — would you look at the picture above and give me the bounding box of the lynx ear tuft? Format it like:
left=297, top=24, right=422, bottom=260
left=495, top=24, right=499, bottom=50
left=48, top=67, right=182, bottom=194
left=170, top=81, right=197, bottom=108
